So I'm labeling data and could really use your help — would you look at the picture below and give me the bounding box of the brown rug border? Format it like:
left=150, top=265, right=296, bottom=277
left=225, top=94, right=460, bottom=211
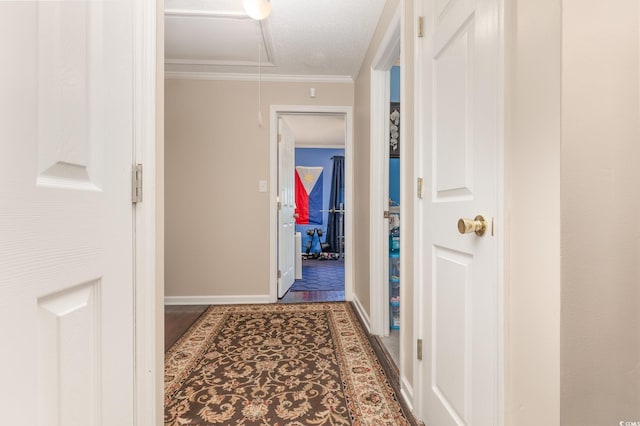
left=367, top=334, right=424, bottom=426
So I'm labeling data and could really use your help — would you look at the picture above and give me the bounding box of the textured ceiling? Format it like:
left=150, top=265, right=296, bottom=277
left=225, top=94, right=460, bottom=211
left=164, top=0, right=386, bottom=80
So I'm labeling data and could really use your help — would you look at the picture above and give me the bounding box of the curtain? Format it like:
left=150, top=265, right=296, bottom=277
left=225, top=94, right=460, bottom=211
left=326, top=156, right=344, bottom=253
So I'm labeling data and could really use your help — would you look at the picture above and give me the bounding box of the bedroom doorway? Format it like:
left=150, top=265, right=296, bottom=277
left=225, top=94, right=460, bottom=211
left=269, top=106, right=353, bottom=303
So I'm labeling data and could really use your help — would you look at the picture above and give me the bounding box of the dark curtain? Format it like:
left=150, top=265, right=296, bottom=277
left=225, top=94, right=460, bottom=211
left=326, top=156, right=344, bottom=253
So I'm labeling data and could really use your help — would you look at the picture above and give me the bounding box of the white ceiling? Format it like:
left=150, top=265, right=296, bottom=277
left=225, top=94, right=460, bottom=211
left=164, top=0, right=387, bottom=80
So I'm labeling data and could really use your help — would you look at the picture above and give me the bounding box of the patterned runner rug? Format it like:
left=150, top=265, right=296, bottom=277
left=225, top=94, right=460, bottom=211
left=165, top=302, right=409, bottom=425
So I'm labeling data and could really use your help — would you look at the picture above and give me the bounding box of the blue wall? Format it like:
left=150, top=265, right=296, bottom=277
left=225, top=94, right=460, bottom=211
left=389, top=157, right=400, bottom=206
left=390, top=66, right=400, bottom=102
left=295, top=147, right=344, bottom=253
left=390, top=66, right=401, bottom=206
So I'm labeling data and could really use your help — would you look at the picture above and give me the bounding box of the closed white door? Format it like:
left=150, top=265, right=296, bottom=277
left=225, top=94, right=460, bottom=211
left=277, top=117, right=296, bottom=297
left=0, top=2, right=136, bottom=425
left=416, top=0, right=500, bottom=424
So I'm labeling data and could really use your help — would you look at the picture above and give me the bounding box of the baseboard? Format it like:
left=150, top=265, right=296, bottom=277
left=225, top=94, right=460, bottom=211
left=351, top=295, right=371, bottom=333
left=400, top=375, right=414, bottom=414
left=164, top=295, right=272, bottom=305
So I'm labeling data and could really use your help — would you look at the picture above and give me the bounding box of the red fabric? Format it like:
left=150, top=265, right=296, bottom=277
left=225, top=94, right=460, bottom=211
left=295, top=170, right=309, bottom=224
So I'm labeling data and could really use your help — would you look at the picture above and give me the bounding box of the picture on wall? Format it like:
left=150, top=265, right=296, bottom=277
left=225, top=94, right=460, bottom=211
left=390, top=102, right=400, bottom=158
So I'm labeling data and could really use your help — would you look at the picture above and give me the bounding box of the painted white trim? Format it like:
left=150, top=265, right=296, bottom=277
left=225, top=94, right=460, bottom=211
left=412, top=0, right=427, bottom=420
left=343, top=107, right=355, bottom=304
left=164, top=71, right=354, bottom=84
left=165, top=59, right=277, bottom=67
left=133, top=0, right=159, bottom=424
left=400, top=375, right=414, bottom=414
left=369, top=69, right=391, bottom=337
left=369, top=4, right=401, bottom=337
left=496, top=0, right=506, bottom=424
left=372, top=7, right=402, bottom=70
left=164, top=295, right=272, bottom=305
left=295, top=144, right=345, bottom=150
left=269, top=105, right=354, bottom=304
left=164, top=9, right=250, bottom=19
left=398, top=0, right=412, bottom=414
left=351, top=295, right=371, bottom=334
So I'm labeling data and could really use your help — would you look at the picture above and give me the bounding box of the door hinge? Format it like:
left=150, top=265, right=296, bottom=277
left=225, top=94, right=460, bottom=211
left=132, top=164, right=143, bottom=203
left=417, top=177, right=423, bottom=199
left=277, top=269, right=282, bottom=279
left=384, top=210, right=390, bottom=218
left=417, top=338, right=423, bottom=360
left=277, top=201, right=282, bottom=210
left=278, top=134, right=282, bottom=143
left=417, top=16, right=425, bottom=38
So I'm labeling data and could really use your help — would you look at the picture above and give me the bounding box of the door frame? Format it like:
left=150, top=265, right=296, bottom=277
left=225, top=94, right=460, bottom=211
left=134, top=0, right=162, bottom=423
left=411, top=0, right=506, bottom=422
left=269, top=105, right=354, bottom=302
left=369, top=5, right=401, bottom=336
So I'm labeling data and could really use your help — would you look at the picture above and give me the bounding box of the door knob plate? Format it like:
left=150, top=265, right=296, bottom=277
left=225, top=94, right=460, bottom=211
left=458, top=215, right=487, bottom=236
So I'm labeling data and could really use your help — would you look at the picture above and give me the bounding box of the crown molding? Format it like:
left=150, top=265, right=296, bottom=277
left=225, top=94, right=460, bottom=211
left=164, top=9, right=248, bottom=19
left=165, top=59, right=277, bottom=67
left=164, top=71, right=354, bottom=84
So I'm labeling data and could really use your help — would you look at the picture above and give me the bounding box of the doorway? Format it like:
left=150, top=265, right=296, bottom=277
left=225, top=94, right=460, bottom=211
left=269, top=105, right=354, bottom=303
left=368, top=4, right=401, bottom=349
left=278, top=114, right=346, bottom=302
left=378, top=64, right=401, bottom=366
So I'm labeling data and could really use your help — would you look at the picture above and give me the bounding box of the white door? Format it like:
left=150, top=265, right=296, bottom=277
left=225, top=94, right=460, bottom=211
left=277, top=117, right=296, bottom=297
left=0, top=2, right=136, bottom=425
left=416, top=0, right=500, bottom=424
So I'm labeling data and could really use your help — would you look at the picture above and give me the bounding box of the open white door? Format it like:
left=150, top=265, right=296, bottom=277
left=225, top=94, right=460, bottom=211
left=416, top=0, right=501, bottom=424
left=0, top=2, right=137, bottom=425
left=277, top=117, right=296, bottom=298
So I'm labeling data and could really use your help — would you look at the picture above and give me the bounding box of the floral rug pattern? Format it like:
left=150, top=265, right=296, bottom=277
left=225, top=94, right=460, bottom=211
left=165, top=303, right=408, bottom=425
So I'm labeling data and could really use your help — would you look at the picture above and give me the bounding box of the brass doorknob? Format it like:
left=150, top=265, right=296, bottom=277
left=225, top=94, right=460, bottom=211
left=457, top=215, right=487, bottom=236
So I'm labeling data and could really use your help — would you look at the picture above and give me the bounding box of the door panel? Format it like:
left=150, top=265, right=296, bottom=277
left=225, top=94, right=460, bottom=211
left=278, top=118, right=296, bottom=297
left=38, top=281, right=100, bottom=425
left=434, top=19, right=474, bottom=198
left=418, top=0, right=499, bottom=423
left=0, top=2, right=135, bottom=425
left=433, top=247, right=472, bottom=423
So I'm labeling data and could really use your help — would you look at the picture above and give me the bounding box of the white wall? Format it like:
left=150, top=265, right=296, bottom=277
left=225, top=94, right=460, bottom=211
left=560, top=0, right=640, bottom=423
left=504, top=0, right=562, bottom=424
left=164, top=79, right=353, bottom=300
left=506, top=0, right=640, bottom=424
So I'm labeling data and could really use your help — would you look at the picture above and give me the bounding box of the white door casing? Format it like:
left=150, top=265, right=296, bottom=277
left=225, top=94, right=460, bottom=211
left=415, top=0, right=501, bottom=424
left=0, top=2, right=137, bottom=425
left=269, top=105, right=354, bottom=303
left=277, top=117, right=296, bottom=298
left=369, top=4, right=401, bottom=337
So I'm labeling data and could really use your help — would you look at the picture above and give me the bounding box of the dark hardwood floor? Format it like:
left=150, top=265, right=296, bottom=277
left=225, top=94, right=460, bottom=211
left=164, top=305, right=208, bottom=352
left=278, top=290, right=344, bottom=303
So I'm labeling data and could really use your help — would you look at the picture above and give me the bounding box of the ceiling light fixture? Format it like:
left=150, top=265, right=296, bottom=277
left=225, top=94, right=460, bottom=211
left=243, top=0, right=271, bottom=20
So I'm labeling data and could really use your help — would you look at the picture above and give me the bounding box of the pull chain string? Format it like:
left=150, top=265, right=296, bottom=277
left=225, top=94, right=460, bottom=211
left=258, top=41, right=263, bottom=127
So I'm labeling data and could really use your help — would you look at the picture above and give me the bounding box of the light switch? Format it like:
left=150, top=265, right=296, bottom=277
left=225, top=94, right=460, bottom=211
left=258, top=180, right=268, bottom=193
